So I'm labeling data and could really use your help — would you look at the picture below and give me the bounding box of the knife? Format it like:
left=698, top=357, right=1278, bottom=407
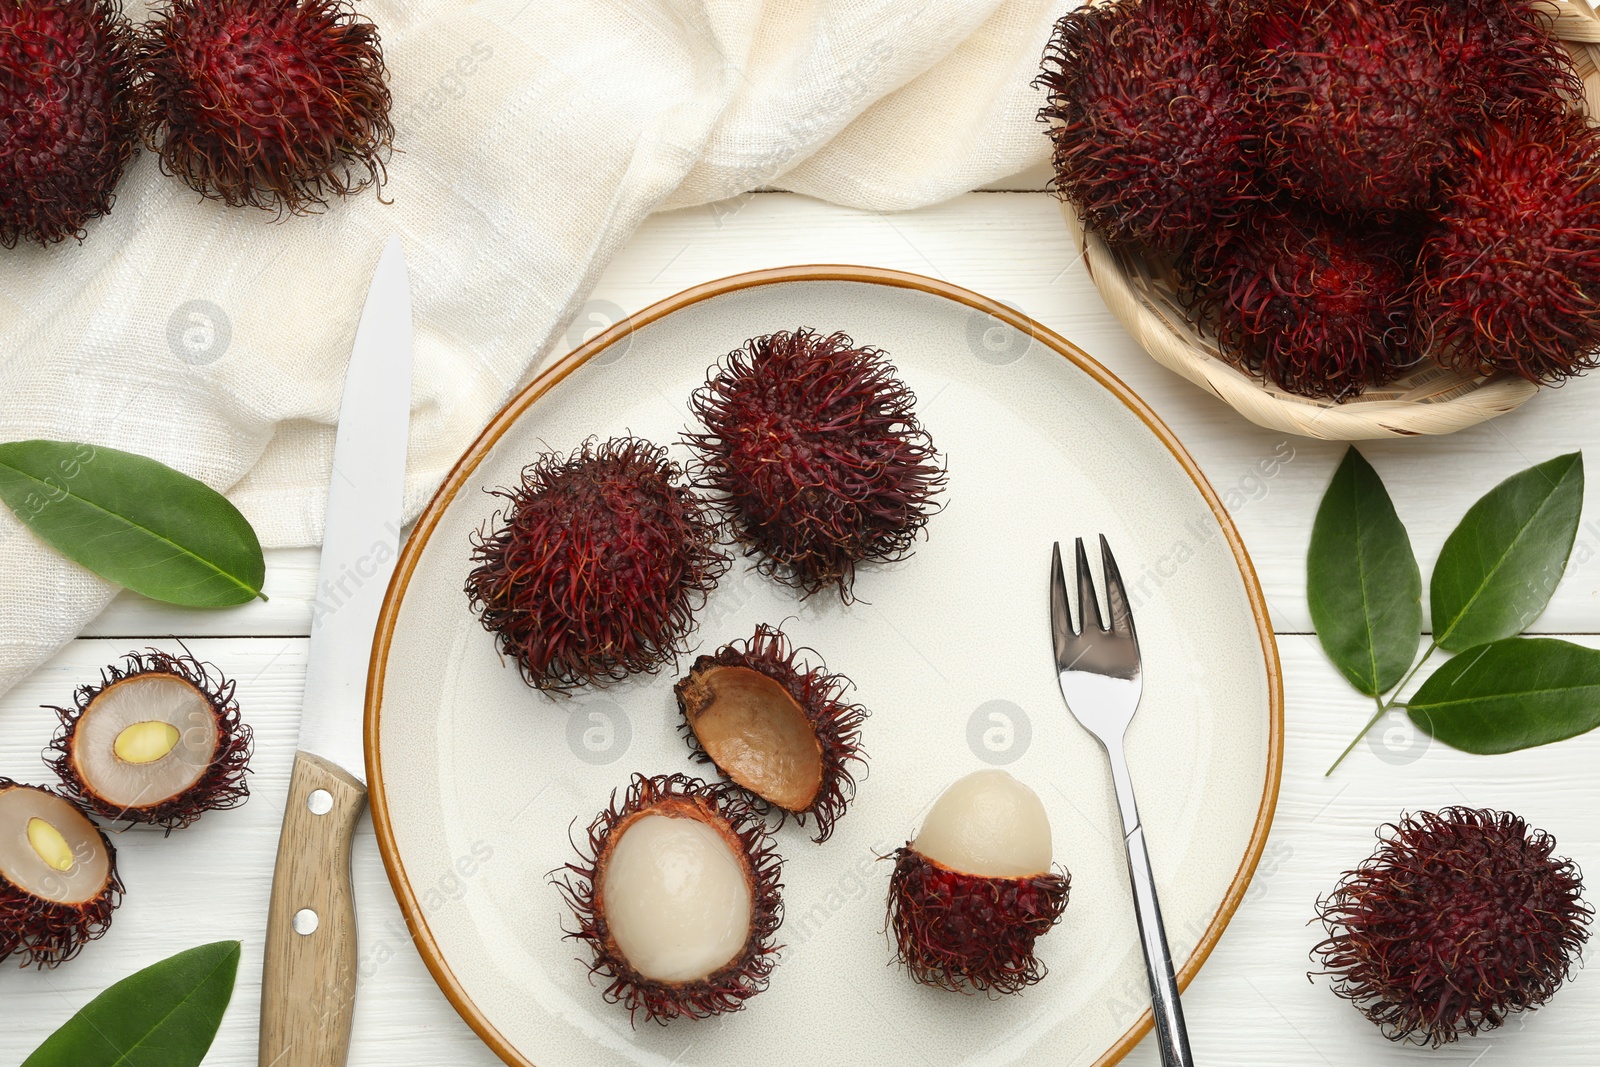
left=260, top=235, right=414, bottom=1067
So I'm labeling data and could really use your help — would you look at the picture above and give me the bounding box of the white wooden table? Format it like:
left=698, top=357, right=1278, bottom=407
left=4, top=181, right=1599, bottom=1066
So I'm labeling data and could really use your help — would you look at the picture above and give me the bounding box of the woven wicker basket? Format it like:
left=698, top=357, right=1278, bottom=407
left=1062, top=0, right=1600, bottom=440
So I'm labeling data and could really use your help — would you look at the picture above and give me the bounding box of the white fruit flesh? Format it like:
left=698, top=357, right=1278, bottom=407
left=913, top=769, right=1053, bottom=878
left=602, top=813, right=753, bottom=983
left=0, top=786, right=111, bottom=905
left=74, top=675, right=219, bottom=807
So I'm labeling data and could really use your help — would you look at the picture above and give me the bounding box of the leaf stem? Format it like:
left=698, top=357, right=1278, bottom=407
left=1325, top=639, right=1438, bottom=775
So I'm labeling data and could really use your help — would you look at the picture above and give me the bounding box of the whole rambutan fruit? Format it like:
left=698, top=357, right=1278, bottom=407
left=674, top=624, right=868, bottom=844
left=46, top=648, right=253, bottom=833
left=1184, top=204, right=1421, bottom=398
left=135, top=0, right=392, bottom=214
left=887, top=770, right=1070, bottom=994
left=1314, top=807, right=1591, bottom=1046
left=1419, top=0, right=1582, bottom=124
left=0, top=0, right=137, bottom=247
left=685, top=328, right=945, bottom=601
left=554, top=773, right=784, bottom=1025
left=0, top=778, right=123, bottom=967
left=1246, top=0, right=1458, bottom=215
left=1416, top=117, right=1600, bottom=383
left=464, top=436, right=728, bottom=693
left=1036, top=0, right=1261, bottom=255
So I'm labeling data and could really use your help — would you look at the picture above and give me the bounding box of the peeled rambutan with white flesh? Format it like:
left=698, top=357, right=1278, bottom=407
left=674, top=624, right=868, bottom=843
left=0, top=0, right=137, bottom=247
left=1416, top=117, right=1600, bottom=383
left=1037, top=0, right=1261, bottom=254
left=464, top=436, right=728, bottom=693
left=0, top=779, right=122, bottom=967
left=685, top=328, right=945, bottom=601
left=136, top=0, right=392, bottom=214
left=1314, top=807, right=1591, bottom=1046
left=555, top=773, right=784, bottom=1025
left=887, top=769, right=1070, bottom=993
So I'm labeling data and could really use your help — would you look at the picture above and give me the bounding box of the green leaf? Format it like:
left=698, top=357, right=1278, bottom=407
left=1307, top=447, right=1422, bottom=695
left=1430, top=452, right=1582, bottom=652
left=22, top=940, right=241, bottom=1067
left=0, top=440, right=265, bottom=606
left=1408, top=637, right=1600, bottom=754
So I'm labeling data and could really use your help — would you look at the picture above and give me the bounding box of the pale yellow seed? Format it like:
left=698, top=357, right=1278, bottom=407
left=26, top=817, right=74, bottom=873
left=113, top=720, right=181, bottom=765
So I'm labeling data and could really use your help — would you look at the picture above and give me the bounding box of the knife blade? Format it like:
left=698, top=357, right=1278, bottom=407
left=260, top=235, right=413, bottom=1067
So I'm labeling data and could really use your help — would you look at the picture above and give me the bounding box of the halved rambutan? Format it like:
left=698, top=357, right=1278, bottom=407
left=0, top=0, right=137, bottom=247
left=135, top=0, right=392, bottom=214
left=1184, top=203, right=1421, bottom=398
left=685, top=329, right=945, bottom=601
left=465, top=436, right=727, bottom=692
left=1246, top=0, right=1458, bottom=215
left=554, top=773, right=784, bottom=1025
left=0, top=779, right=123, bottom=967
left=1037, top=0, right=1261, bottom=254
left=1416, top=117, right=1600, bottom=383
left=674, top=624, right=868, bottom=844
left=1314, top=807, right=1590, bottom=1046
left=887, top=770, right=1070, bottom=993
left=45, top=648, right=253, bottom=832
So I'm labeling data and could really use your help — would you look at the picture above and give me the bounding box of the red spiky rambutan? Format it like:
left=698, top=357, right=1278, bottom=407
left=1036, top=0, right=1261, bottom=255
left=0, top=779, right=123, bottom=967
left=685, top=329, right=945, bottom=601
left=1416, top=117, right=1600, bottom=382
left=887, top=770, right=1070, bottom=994
left=1419, top=0, right=1582, bottom=124
left=0, top=0, right=137, bottom=247
left=1185, top=204, right=1421, bottom=398
left=1246, top=0, right=1458, bottom=215
left=674, top=624, right=868, bottom=844
left=464, top=436, right=727, bottom=693
left=554, top=773, right=784, bottom=1025
left=135, top=0, right=392, bottom=214
left=46, top=648, right=253, bottom=833
left=1314, top=807, right=1590, bottom=1046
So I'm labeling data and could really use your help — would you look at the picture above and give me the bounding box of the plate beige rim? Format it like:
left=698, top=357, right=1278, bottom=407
left=364, top=264, right=1286, bottom=1067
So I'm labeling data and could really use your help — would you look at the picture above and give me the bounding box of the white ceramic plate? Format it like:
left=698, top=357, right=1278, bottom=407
left=367, top=267, right=1282, bottom=1067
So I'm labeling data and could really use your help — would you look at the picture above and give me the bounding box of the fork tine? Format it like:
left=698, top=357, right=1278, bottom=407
left=1050, top=542, right=1076, bottom=663
left=1100, top=534, right=1136, bottom=638
left=1074, top=537, right=1104, bottom=633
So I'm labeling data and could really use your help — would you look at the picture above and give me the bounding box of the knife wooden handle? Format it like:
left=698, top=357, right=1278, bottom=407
left=260, top=751, right=367, bottom=1067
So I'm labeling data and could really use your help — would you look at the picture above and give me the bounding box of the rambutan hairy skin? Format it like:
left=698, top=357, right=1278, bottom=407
left=887, top=846, right=1070, bottom=995
left=1036, top=0, right=1263, bottom=255
left=0, top=779, right=124, bottom=968
left=1417, top=117, right=1600, bottom=383
left=45, top=647, right=253, bottom=834
left=1313, top=807, right=1591, bottom=1047
left=0, top=0, right=138, bottom=247
left=1417, top=0, right=1582, bottom=125
left=553, top=773, right=785, bottom=1026
left=675, top=623, right=869, bottom=844
left=685, top=328, right=945, bottom=602
left=464, top=436, right=728, bottom=693
left=1183, top=203, right=1423, bottom=399
left=135, top=0, right=393, bottom=215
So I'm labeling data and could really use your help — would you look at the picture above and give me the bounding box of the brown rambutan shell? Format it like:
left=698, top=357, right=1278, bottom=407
left=464, top=436, right=728, bottom=693
left=553, top=773, right=784, bottom=1025
left=45, top=648, right=253, bottom=833
left=1313, top=807, right=1591, bottom=1046
left=674, top=624, right=868, bottom=843
left=0, top=0, right=138, bottom=247
left=0, top=779, right=123, bottom=967
left=135, top=0, right=393, bottom=214
left=685, top=328, right=946, bottom=601
left=887, top=845, right=1070, bottom=994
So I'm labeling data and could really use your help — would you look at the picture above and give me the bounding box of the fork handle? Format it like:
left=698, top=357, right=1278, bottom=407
left=1123, top=822, right=1194, bottom=1066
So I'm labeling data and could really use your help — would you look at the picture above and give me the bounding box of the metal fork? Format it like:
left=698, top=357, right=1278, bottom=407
left=1050, top=537, right=1194, bottom=1067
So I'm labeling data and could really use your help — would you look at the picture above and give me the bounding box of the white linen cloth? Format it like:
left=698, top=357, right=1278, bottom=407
left=0, top=0, right=1070, bottom=698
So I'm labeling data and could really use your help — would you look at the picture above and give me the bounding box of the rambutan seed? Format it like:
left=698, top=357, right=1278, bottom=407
left=0, top=0, right=138, bottom=247
left=0, top=779, right=123, bottom=967
left=1314, top=807, right=1591, bottom=1046
left=135, top=0, right=393, bottom=214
